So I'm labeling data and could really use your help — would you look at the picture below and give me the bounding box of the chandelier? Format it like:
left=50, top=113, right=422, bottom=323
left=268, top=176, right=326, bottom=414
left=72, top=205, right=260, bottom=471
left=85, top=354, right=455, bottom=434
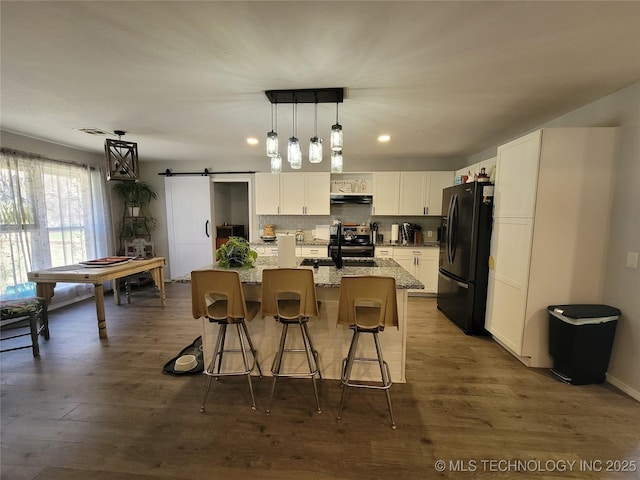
left=105, top=130, right=139, bottom=181
left=265, top=88, right=344, bottom=173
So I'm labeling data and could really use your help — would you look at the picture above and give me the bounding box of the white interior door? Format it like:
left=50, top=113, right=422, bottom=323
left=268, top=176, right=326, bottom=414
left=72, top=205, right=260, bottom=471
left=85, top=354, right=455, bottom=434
left=165, top=177, right=213, bottom=279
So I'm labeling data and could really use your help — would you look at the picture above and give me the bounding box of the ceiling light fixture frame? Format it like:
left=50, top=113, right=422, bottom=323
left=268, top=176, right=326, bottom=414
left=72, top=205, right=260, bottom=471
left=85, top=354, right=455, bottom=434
left=105, top=130, right=139, bottom=181
left=265, top=88, right=344, bottom=105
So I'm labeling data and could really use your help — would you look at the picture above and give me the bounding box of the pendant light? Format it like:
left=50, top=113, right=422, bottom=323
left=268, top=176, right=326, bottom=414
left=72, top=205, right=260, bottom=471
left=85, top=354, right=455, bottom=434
left=330, top=102, right=343, bottom=151
left=270, top=153, right=282, bottom=174
left=309, top=102, right=323, bottom=163
left=288, top=103, right=302, bottom=169
left=331, top=150, right=343, bottom=173
left=266, top=103, right=278, bottom=157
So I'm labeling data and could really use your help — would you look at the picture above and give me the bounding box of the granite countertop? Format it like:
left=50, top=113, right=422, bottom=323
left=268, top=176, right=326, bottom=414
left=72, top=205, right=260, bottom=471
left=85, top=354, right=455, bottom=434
left=178, top=256, right=423, bottom=290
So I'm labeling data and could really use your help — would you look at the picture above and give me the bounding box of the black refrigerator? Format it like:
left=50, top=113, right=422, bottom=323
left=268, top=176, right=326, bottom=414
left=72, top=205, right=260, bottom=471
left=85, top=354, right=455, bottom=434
left=437, top=182, right=494, bottom=335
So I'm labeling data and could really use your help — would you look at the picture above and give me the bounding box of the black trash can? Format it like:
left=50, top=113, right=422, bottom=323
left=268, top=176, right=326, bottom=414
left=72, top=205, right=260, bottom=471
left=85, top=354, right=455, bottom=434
left=548, top=304, right=620, bottom=385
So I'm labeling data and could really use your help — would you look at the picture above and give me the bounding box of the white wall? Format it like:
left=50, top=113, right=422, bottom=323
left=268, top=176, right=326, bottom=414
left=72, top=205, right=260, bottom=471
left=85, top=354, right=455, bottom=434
left=0, top=130, right=104, bottom=166
left=467, top=82, right=640, bottom=399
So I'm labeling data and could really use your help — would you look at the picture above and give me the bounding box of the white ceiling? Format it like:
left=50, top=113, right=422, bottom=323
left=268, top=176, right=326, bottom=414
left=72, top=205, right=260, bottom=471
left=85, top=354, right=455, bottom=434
left=1, top=1, right=639, bottom=169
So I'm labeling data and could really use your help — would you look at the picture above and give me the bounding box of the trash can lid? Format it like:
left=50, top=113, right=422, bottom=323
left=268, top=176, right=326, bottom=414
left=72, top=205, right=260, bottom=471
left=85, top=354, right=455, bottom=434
left=547, top=304, right=621, bottom=319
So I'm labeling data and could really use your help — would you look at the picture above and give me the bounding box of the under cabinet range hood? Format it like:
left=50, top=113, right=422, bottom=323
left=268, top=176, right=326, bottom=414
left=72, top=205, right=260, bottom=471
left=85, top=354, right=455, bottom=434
left=330, top=194, right=373, bottom=205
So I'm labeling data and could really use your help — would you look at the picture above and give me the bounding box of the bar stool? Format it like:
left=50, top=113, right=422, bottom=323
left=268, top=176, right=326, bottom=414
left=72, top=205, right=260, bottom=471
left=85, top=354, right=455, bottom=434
left=336, top=275, right=398, bottom=429
left=191, top=269, right=263, bottom=412
left=261, top=268, right=322, bottom=415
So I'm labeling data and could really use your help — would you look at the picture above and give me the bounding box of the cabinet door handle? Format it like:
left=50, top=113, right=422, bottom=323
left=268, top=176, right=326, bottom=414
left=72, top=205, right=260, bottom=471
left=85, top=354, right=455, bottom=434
left=205, top=220, right=210, bottom=238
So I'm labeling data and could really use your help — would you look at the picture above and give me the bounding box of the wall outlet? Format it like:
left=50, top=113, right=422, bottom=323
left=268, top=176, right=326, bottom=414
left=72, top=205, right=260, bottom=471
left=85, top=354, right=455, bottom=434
left=626, top=251, right=639, bottom=269
left=427, top=230, right=433, bottom=238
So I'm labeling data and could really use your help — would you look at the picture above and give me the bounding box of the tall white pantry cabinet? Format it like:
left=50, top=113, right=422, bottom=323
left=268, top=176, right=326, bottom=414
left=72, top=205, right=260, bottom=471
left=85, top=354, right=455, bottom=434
left=485, top=128, right=618, bottom=368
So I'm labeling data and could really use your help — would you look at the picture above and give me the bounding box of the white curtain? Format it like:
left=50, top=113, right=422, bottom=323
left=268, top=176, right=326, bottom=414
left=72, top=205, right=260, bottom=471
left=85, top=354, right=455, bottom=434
left=0, top=148, right=113, bottom=305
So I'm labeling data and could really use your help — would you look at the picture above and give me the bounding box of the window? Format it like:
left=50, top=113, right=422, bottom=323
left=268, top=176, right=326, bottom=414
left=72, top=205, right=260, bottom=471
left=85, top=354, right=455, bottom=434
left=0, top=149, right=112, bottom=303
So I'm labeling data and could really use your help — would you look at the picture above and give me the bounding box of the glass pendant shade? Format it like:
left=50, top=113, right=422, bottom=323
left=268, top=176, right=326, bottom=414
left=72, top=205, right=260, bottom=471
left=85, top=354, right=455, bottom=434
left=330, top=123, right=343, bottom=151
left=309, top=136, right=323, bottom=163
left=270, top=153, right=282, bottom=174
left=331, top=150, right=343, bottom=173
left=288, top=136, right=302, bottom=169
left=266, top=131, right=278, bottom=157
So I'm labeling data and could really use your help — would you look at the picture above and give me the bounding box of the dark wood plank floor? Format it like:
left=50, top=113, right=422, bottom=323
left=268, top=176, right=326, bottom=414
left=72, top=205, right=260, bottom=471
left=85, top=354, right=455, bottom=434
left=2, top=282, right=639, bottom=480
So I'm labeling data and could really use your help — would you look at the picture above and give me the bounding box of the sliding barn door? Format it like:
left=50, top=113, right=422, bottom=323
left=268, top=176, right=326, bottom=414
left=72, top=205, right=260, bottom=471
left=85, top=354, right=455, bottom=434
left=164, top=177, right=213, bottom=279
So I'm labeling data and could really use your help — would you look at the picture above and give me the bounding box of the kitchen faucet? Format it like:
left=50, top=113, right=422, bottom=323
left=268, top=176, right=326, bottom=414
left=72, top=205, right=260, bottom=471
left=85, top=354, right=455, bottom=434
left=331, top=222, right=343, bottom=268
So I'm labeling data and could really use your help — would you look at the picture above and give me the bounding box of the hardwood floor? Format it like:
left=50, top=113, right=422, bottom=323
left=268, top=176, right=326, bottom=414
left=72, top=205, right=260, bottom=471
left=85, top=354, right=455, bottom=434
left=1, top=282, right=639, bottom=480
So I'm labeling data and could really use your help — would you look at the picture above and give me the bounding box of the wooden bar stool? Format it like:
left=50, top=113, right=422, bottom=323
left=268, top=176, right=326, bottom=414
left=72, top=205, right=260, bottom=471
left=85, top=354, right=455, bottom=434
left=261, top=268, right=322, bottom=415
left=191, top=269, right=262, bottom=412
left=336, top=275, right=398, bottom=429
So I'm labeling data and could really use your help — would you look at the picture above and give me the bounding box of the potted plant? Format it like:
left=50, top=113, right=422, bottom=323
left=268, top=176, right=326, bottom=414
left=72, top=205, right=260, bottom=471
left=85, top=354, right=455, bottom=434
left=215, top=237, right=258, bottom=268
left=112, top=180, right=159, bottom=254
left=111, top=180, right=159, bottom=216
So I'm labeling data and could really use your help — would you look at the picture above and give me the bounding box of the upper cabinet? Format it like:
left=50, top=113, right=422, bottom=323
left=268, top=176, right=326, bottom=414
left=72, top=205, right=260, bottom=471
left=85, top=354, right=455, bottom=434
left=257, top=170, right=452, bottom=217
left=280, top=172, right=330, bottom=215
left=255, top=172, right=330, bottom=215
left=398, top=171, right=453, bottom=215
left=372, top=172, right=400, bottom=215
left=255, top=172, right=281, bottom=215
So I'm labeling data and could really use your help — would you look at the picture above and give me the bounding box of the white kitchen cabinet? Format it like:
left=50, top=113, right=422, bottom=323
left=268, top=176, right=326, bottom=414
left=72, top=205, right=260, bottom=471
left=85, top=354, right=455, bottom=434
left=255, top=172, right=281, bottom=215
left=252, top=244, right=279, bottom=257
left=268, top=172, right=330, bottom=215
left=398, top=172, right=427, bottom=215
left=485, top=128, right=618, bottom=368
left=374, top=246, right=394, bottom=259
left=299, top=245, right=327, bottom=258
left=393, top=247, right=439, bottom=294
left=164, top=177, right=214, bottom=280
left=372, top=172, right=400, bottom=215
left=398, top=171, right=453, bottom=216
left=426, top=171, right=454, bottom=215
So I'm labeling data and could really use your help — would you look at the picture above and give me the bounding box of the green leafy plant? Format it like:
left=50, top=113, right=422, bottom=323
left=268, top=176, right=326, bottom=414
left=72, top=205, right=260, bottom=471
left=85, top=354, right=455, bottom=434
left=215, top=236, right=257, bottom=268
left=111, top=180, right=158, bottom=206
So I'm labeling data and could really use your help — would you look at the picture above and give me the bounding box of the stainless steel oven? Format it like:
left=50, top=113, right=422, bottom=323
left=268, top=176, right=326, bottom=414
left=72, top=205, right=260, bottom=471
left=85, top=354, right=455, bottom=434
left=328, top=224, right=375, bottom=257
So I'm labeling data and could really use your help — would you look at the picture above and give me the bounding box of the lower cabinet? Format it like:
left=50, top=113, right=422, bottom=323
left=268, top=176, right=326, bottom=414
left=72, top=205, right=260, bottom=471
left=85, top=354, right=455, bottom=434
left=374, top=246, right=394, bottom=259
left=299, top=246, right=327, bottom=258
left=252, top=244, right=329, bottom=258
left=252, top=244, right=279, bottom=257
left=393, top=247, right=439, bottom=294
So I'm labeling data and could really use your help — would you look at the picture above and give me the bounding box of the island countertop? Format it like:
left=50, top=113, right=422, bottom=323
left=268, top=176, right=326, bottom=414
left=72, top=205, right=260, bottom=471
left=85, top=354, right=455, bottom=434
left=182, top=257, right=424, bottom=290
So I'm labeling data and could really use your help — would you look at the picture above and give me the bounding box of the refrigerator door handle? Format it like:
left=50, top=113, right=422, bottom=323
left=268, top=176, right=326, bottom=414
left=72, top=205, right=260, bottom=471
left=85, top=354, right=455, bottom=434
left=447, top=194, right=458, bottom=264
left=439, top=271, right=468, bottom=289
left=445, top=194, right=454, bottom=264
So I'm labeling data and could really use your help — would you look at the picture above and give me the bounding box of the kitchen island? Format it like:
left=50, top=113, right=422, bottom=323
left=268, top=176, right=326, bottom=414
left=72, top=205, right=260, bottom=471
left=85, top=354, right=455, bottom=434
left=183, top=257, right=422, bottom=382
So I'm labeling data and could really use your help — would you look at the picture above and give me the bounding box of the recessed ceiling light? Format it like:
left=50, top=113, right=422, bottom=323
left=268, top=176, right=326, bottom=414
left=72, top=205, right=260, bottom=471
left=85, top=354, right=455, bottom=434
left=247, top=137, right=259, bottom=145
left=378, top=134, right=391, bottom=143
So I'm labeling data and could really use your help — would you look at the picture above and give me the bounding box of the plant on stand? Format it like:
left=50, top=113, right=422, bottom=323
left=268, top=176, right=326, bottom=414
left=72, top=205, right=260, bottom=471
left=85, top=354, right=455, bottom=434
left=111, top=180, right=159, bottom=254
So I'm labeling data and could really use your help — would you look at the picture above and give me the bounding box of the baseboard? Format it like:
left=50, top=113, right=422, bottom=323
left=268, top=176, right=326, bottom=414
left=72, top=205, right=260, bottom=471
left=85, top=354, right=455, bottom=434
left=606, top=374, right=640, bottom=402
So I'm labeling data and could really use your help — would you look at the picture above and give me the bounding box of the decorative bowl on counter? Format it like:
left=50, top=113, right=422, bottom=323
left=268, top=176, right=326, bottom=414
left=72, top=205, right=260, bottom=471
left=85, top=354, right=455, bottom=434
left=260, top=235, right=277, bottom=243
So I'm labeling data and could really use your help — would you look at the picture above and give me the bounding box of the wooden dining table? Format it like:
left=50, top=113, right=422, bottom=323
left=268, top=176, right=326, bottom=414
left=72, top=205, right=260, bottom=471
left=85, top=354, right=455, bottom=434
left=27, top=257, right=166, bottom=339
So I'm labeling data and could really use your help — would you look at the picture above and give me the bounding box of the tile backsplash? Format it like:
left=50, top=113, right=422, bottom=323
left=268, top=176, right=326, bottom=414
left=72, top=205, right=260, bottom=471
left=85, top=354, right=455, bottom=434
left=258, top=204, right=441, bottom=243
